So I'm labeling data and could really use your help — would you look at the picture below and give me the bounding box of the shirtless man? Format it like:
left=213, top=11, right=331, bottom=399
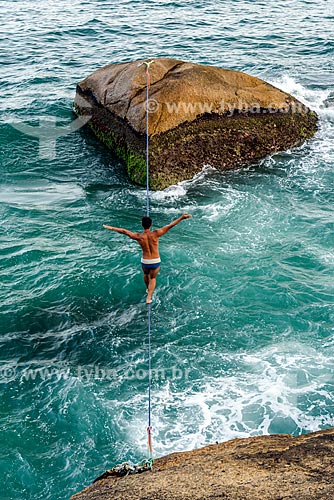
left=103, top=213, right=192, bottom=303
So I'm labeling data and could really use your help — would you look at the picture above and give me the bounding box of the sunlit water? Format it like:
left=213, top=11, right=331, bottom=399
left=0, top=1, right=333, bottom=499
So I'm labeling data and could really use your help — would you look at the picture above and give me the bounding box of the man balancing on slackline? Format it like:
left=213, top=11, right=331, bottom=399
left=103, top=213, right=192, bottom=304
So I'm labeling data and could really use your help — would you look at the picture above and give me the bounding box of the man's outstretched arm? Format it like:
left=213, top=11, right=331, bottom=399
left=103, top=225, right=140, bottom=240
left=155, top=213, right=192, bottom=237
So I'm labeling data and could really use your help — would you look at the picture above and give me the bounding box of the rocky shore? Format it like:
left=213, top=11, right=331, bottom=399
left=70, top=428, right=334, bottom=500
left=74, top=58, right=318, bottom=190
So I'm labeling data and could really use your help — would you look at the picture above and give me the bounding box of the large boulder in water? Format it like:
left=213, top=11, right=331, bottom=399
left=74, top=58, right=318, bottom=190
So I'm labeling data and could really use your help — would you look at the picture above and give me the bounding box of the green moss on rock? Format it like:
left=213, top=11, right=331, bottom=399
left=126, top=152, right=146, bottom=185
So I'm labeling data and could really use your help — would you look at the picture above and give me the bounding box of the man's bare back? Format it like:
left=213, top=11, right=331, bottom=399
left=135, top=230, right=160, bottom=260
left=103, top=213, right=192, bottom=303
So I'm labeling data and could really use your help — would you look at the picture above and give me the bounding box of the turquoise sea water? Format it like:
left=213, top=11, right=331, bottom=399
left=1, top=1, right=334, bottom=499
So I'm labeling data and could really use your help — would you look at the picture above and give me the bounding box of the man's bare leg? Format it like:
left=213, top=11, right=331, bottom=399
left=146, top=268, right=160, bottom=304
left=143, top=272, right=150, bottom=292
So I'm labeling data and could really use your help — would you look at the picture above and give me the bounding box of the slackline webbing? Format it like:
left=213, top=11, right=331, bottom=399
left=143, top=60, right=154, bottom=460
left=94, top=61, right=155, bottom=484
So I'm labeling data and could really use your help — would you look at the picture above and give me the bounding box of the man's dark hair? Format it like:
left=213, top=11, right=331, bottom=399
left=142, top=216, right=152, bottom=229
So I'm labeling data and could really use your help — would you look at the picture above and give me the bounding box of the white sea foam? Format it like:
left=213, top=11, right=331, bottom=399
left=149, top=183, right=188, bottom=202
left=270, top=75, right=333, bottom=121
left=116, top=340, right=334, bottom=459
left=145, top=166, right=217, bottom=203
left=265, top=75, right=334, bottom=198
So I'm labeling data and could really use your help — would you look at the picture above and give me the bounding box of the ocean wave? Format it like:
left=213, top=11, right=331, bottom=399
left=270, top=75, right=331, bottom=115
left=114, top=340, right=334, bottom=458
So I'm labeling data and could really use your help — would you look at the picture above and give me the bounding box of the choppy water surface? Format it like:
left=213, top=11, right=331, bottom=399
left=0, top=1, right=333, bottom=499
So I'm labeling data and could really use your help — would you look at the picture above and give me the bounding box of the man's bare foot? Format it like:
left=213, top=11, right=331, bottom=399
left=146, top=296, right=152, bottom=304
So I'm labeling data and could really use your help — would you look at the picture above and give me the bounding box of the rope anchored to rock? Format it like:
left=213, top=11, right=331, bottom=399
left=145, top=58, right=154, bottom=462
left=93, top=459, right=154, bottom=482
